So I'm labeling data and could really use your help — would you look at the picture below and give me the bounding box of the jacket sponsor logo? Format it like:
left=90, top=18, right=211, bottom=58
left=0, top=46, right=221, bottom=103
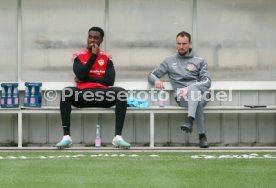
left=172, top=62, right=178, bottom=69
left=186, top=63, right=195, bottom=71
left=90, top=70, right=106, bottom=75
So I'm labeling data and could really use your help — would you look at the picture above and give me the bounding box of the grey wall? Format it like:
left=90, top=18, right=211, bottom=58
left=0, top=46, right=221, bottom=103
left=1, top=0, right=276, bottom=82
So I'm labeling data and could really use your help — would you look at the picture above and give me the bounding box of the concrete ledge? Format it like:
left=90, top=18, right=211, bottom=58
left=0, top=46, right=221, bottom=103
left=1, top=81, right=276, bottom=91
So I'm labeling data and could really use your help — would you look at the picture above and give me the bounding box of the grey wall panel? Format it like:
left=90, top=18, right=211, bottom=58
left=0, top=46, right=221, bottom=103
left=22, top=114, right=29, bottom=144
left=258, top=114, right=276, bottom=144
left=169, top=114, right=187, bottom=145
left=135, top=114, right=150, bottom=145
left=197, top=0, right=276, bottom=81
left=68, top=114, right=83, bottom=144
left=121, top=114, right=135, bottom=144
left=21, top=0, right=105, bottom=81
left=240, top=114, right=257, bottom=144
left=48, top=114, right=62, bottom=144
left=0, top=0, right=17, bottom=81
left=222, top=114, right=239, bottom=144
left=0, top=114, right=15, bottom=144
left=154, top=114, right=169, bottom=145
left=28, top=114, right=47, bottom=144
left=205, top=114, right=221, bottom=144
left=187, top=129, right=198, bottom=144
left=99, top=114, right=115, bottom=144
left=13, top=115, right=18, bottom=144
left=83, top=114, right=98, bottom=145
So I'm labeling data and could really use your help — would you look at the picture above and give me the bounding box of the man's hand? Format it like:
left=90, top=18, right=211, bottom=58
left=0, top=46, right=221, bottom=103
left=154, top=80, right=164, bottom=90
left=74, top=77, right=83, bottom=83
left=91, top=43, right=100, bottom=54
left=178, top=87, right=188, bottom=99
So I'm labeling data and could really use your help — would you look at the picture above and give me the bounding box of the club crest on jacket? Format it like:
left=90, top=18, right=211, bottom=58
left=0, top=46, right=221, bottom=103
left=186, top=63, right=195, bottom=71
left=98, top=59, right=104, bottom=66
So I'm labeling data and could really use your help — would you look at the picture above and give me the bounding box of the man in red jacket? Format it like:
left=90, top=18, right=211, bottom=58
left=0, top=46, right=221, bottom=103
left=56, top=26, right=130, bottom=149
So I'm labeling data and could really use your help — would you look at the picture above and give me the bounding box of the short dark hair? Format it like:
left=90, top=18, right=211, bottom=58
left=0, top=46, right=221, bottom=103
left=176, top=31, right=191, bottom=42
left=88, top=26, right=104, bottom=38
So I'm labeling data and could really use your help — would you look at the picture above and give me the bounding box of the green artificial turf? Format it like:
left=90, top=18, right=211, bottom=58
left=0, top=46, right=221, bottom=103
left=0, top=152, right=275, bottom=188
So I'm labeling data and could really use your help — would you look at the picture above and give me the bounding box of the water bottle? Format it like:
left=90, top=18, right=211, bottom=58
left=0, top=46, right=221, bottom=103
left=24, top=85, right=30, bottom=107
left=30, top=86, right=36, bottom=105
left=7, top=87, right=12, bottom=105
left=95, top=125, right=101, bottom=147
left=1, top=85, right=6, bottom=108
left=13, top=86, right=19, bottom=107
left=158, top=90, right=166, bottom=107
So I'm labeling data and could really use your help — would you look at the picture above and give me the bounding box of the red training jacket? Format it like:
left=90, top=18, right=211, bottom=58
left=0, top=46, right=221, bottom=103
left=72, top=48, right=112, bottom=89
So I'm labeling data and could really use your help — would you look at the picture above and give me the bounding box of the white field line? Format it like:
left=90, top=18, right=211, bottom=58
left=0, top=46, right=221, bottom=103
left=0, top=153, right=276, bottom=160
left=191, top=153, right=276, bottom=159
left=0, top=154, right=159, bottom=160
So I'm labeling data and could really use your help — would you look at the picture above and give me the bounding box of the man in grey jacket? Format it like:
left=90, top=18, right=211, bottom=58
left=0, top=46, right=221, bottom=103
left=148, top=31, right=211, bottom=148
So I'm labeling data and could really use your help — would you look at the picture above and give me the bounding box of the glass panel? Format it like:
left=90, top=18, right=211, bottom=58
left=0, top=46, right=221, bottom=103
left=21, top=0, right=105, bottom=81
left=109, top=0, right=193, bottom=81
left=0, top=0, right=18, bottom=81
left=197, top=0, right=276, bottom=81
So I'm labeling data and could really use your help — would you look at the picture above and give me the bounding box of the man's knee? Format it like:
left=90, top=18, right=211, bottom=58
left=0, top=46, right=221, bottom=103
left=200, top=91, right=210, bottom=107
left=61, top=87, right=75, bottom=101
left=110, top=87, right=127, bottom=102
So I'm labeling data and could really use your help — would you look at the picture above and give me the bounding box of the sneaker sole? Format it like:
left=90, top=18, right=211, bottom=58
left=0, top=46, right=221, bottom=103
left=56, top=144, right=72, bottom=150
left=180, top=126, right=193, bottom=133
left=112, top=145, right=130, bottom=149
left=199, top=146, right=209, bottom=148
left=199, top=144, right=209, bottom=148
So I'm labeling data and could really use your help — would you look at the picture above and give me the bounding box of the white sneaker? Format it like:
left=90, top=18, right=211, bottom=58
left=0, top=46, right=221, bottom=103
left=112, top=135, right=131, bottom=149
left=56, top=135, right=72, bottom=149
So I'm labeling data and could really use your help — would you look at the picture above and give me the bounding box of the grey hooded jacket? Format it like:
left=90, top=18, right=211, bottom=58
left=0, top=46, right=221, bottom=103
left=148, top=50, right=211, bottom=97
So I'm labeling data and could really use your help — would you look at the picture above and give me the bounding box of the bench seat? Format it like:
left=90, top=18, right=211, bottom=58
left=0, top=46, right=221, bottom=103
left=19, top=105, right=276, bottom=114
